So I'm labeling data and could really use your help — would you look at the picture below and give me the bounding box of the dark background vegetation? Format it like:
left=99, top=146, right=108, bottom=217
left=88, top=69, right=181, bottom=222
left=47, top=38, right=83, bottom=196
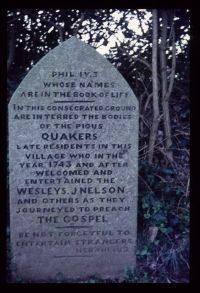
left=7, top=9, right=190, bottom=283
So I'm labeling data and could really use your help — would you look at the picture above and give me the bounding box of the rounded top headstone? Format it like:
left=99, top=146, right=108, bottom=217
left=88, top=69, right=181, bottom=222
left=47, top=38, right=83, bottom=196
left=8, top=36, right=138, bottom=282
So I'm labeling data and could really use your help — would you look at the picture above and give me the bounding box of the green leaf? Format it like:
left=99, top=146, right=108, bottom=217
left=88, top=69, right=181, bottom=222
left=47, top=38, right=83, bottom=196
left=140, top=246, right=148, bottom=256
left=154, top=240, right=160, bottom=246
left=162, top=168, right=175, bottom=175
left=144, top=213, right=151, bottom=219
left=142, top=202, right=149, bottom=209
left=159, top=227, right=173, bottom=235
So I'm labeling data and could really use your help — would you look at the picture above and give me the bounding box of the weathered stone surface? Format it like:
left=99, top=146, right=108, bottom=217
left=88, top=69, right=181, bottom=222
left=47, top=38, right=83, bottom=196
left=8, top=37, right=138, bottom=283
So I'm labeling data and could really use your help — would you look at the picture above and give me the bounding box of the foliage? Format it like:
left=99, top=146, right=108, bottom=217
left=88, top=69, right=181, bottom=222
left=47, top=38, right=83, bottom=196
left=135, top=160, right=190, bottom=283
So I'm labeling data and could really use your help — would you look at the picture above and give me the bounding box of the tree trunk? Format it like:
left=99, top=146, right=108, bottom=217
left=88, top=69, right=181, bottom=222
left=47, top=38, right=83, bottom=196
left=148, top=9, right=160, bottom=164
left=160, top=10, right=174, bottom=162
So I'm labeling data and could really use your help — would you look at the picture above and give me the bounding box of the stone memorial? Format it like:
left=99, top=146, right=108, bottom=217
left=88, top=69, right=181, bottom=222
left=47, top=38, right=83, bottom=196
left=8, top=37, right=138, bottom=282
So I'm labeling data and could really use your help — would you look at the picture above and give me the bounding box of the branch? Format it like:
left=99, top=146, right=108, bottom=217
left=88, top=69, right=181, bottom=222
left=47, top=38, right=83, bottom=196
left=73, top=12, right=85, bottom=36
left=134, top=57, right=152, bottom=71
left=144, top=93, right=153, bottom=112
left=7, top=9, right=29, bottom=24
left=160, top=10, right=168, bottom=100
left=165, top=23, right=176, bottom=101
left=185, top=175, right=190, bottom=197
left=39, top=13, right=64, bottom=42
left=139, top=175, right=154, bottom=193
left=148, top=9, right=160, bottom=164
left=7, top=25, right=16, bottom=71
left=166, top=10, right=175, bottom=48
left=136, top=10, right=145, bottom=36
left=26, top=11, right=64, bottom=43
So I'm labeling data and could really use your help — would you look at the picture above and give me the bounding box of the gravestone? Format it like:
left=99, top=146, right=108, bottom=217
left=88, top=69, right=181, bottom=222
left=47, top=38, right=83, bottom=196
left=8, top=37, right=138, bottom=283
